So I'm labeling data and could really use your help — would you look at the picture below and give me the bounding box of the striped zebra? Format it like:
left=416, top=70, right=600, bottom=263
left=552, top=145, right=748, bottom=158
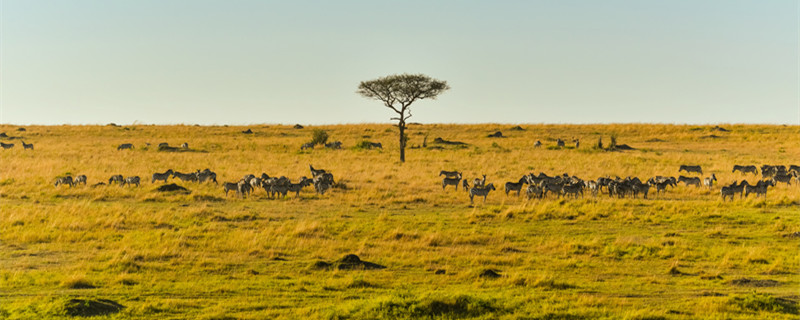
left=181, top=142, right=188, bottom=149
left=324, top=141, right=342, bottom=149
left=442, top=173, right=462, bottom=191
left=439, top=170, right=460, bottom=178
left=703, top=174, right=717, bottom=190
left=197, top=169, right=218, bottom=184
left=462, top=179, right=470, bottom=191
left=534, top=140, right=541, bottom=148
left=526, top=184, right=543, bottom=199
left=771, top=172, right=795, bottom=186
left=172, top=171, right=198, bottom=182
left=109, top=174, right=124, bottom=185
left=720, top=186, right=736, bottom=201
left=556, top=139, right=565, bottom=147
left=744, top=180, right=773, bottom=198
left=469, top=183, right=496, bottom=203
left=679, top=165, right=702, bottom=175
left=74, top=175, right=87, bottom=186
left=310, top=164, right=327, bottom=177
left=473, top=175, right=486, bottom=188
left=152, top=169, right=174, bottom=183
left=732, top=165, right=757, bottom=175
left=0, top=142, right=14, bottom=150
left=54, top=176, right=74, bottom=187
left=631, top=182, right=650, bottom=199
left=238, top=179, right=253, bottom=198
left=117, top=143, right=133, bottom=150
left=22, top=141, right=33, bottom=150
left=369, top=142, right=382, bottom=149
left=122, top=176, right=140, bottom=187
left=223, top=182, right=239, bottom=197
left=504, top=176, right=528, bottom=196
left=678, top=176, right=701, bottom=187
left=561, top=183, right=584, bottom=198
left=287, top=177, right=312, bottom=197
left=301, top=142, right=315, bottom=150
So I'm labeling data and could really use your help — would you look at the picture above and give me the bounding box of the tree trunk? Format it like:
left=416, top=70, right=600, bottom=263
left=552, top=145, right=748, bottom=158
left=398, top=121, right=406, bottom=162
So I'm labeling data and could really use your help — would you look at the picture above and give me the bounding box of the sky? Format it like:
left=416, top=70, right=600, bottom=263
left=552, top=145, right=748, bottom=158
left=1, top=0, right=798, bottom=125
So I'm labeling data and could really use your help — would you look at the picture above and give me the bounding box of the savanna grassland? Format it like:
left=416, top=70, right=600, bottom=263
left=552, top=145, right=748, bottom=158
left=0, top=123, right=798, bottom=319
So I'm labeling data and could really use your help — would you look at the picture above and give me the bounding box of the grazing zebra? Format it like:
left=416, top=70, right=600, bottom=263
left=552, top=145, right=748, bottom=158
left=534, top=140, right=541, bottom=148
left=469, top=183, right=496, bottom=203
left=74, top=175, right=87, bottom=186
left=462, top=179, right=470, bottom=191
left=561, top=183, right=584, bottom=198
left=122, top=176, right=141, bottom=187
left=631, top=182, right=650, bottom=199
left=703, top=174, right=717, bottom=190
left=473, top=175, right=486, bottom=188
left=556, top=139, right=565, bottom=147
left=504, top=176, right=528, bottom=196
left=287, top=177, right=312, bottom=197
left=223, top=182, right=239, bottom=197
left=109, top=174, right=124, bottom=185
left=720, top=186, right=736, bottom=201
left=526, top=184, right=543, bottom=199
left=117, top=143, right=133, bottom=150
left=442, top=173, right=462, bottom=191
left=678, top=176, right=701, bottom=187
left=771, top=172, right=795, bottom=186
left=181, top=142, right=188, bottom=149
left=301, top=142, right=315, bottom=150
left=586, top=180, right=599, bottom=197
left=54, top=176, right=74, bottom=187
left=238, top=179, right=253, bottom=198
left=678, top=165, right=702, bottom=175
left=152, top=169, right=174, bottom=183
left=0, top=142, right=14, bottom=149
left=172, top=171, right=198, bottom=182
left=732, top=165, right=757, bottom=175
left=21, top=141, right=33, bottom=150
left=745, top=180, right=773, bottom=198
left=369, top=142, right=382, bottom=149
left=313, top=173, right=334, bottom=195
left=324, top=141, right=342, bottom=149
left=310, top=164, right=327, bottom=177
left=197, top=169, right=218, bottom=184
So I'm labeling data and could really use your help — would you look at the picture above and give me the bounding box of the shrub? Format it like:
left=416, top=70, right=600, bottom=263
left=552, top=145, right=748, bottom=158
left=311, top=129, right=329, bottom=145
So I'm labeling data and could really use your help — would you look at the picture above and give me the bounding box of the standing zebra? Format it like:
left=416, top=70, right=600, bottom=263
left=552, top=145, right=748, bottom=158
left=442, top=173, right=462, bottom=191
left=469, top=183, right=496, bottom=203
left=22, top=141, right=33, bottom=150
left=534, top=140, right=541, bottom=148
left=152, top=169, right=174, bottom=183
left=703, top=174, right=717, bottom=190
left=0, top=142, right=14, bottom=150
left=122, top=176, right=141, bottom=187
left=678, top=165, right=702, bottom=175
left=462, top=179, right=470, bottom=191
left=504, top=176, right=528, bottom=196
left=117, top=143, right=133, bottom=150
left=473, top=175, right=486, bottom=188
left=181, top=142, right=189, bottom=149
left=556, top=139, right=565, bottom=147
left=172, top=171, right=198, bottom=182
left=109, top=174, right=124, bottom=185
left=74, top=175, right=87, bottom=186
left=54, top=176, right=74, bottom=187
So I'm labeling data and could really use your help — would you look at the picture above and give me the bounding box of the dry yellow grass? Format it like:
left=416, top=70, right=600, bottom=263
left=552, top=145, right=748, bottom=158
left=0, top=123, right=798, bottom=319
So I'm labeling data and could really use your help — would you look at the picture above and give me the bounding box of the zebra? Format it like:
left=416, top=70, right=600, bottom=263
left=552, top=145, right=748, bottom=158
left=108, top=174, right=124, bottom=185
left=504, top=176, right=528, bottom=196
left=287, top=177, right=312, bottom=197
left=369, top=142, right=382, bottom=149
left=771, top=172, right=795, bottom=186
left=181, top=142, right=188, bottom=149
left=74, top=175, right=87, bottom=186
left=678, top=176, right=701, bottom=187
left=732, top=165, right=758, bottom=175
left=720, top=186, right=736, bottom=201
left=542, top=180, right=565, bottom=198
left=324, top=141, right=342, bottom=149
left=238, top=179, right=253, bottom=198
left=473, top=175, right=486, bottom=188
left=573, top=139, right=580, bottom=148
left=556, top=139, right=565, bottom=147
left=158, top=142, right=169, bottom=148
left=678, top=165, right=702, bottom=175
left=631, top=182, right=650, bottom=199
left=534, top=140, right=541, bottom=148
left=462, top=179, right=470, bottom=191
left=469, top=183, right=496, bottom=203
left=0, top=142, right=14, bottom=149
left=586, top=180, right=599, bottom=197
left=223, top=182, right=239, bottom=197
left=301, top=142, right=315, bottom=150
left=526, top=184, right=543, bottom=199
left=439, top=170, right=460, bottom=178
left=313, top=173, right=334, bottom=195
left=54, top=176, right=74, bottom=187
left=152, top=169, right=174, bottom=183
left=117, top=143, right=133, bottom=150
left=703, top=174, right=717, bottom=190
left=744, top=180, right=773, bottom=198
left=561, top=183, right=584, bottom=198
left=21, top=141, right=33, bottom=150
left=172, top=171, right=198, bottom=182
left=197, top=169, right=218, bottom=184
left=309, top=164, right=327, bottom=177
left=122, top=176, right=140, bottom=187
left=442, top=173, right=462, bottom=191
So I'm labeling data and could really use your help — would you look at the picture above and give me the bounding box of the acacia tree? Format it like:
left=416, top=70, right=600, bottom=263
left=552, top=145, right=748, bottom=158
left=357, top=74, right=450, bottom=162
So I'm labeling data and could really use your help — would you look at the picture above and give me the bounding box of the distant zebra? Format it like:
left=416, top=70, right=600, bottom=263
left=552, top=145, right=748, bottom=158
left=74, top=175, right=87, bottom=186
left=54, top=176, right=74, bottom=187
left=223, top=182, right=239, bottom=197
left=238, top=179, right=253, bottom=198
left=556, top=139, right=565, bottom=147
left=703, top=174, right=717, bottom=190
left=22, top=141, right=33, bottom=150
left=533, top=140, right=541, bottom=148
left=720, top=186, right=736, bottom=201
left=117, top=143, right=133, bottom=150
left=573, top=139, right=580, bottom=148
left=442, top=173, right=462, bottom=191
left=678, top=165, right=702, bottom=175
left=473, top=175, right=486, bottom=188
left=745, top=180, right=773, bottom=198
left=152, top=169, right=174, bottom=183
left=368, top=142, right=382, bottom=149
left=301, top=142, right=315, bottom=150
left=324, top=141, right=342, bottom=149
left=0, top=142, right=14, bottom=150
left=562, top=183, right=584, bottom=198
left=181, top=142, right=188, bottom=149
left=158, top=143, right=169, bottom=148
left=732, top=165, right=757, bottom=175
left=172, top=171, right=198, bottom=182
left=309, top=164, right=327, bottom=177
left=109, top=174, right=124, bottom=185
left=526, top=184, right=543, bottom=199
left=469, top=183, right=496, bottom=203
left=197, top=169, right=218, bottom=184
left=504, top=176, right=528, bottom=196
left=772, top=172, right=795, bottom=186
left=678, top=176, right=701, bottom=187
left=287, top=177, right=312, bottom=197
left=122, top=176, right=141, bottom=187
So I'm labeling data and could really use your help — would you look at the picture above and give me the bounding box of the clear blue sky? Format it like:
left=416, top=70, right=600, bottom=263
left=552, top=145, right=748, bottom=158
left=1, top=0, right=798, bottom=125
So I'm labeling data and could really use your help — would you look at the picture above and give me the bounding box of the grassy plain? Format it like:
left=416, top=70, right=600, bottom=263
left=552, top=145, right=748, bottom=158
left=0, top=123, right=798, bottom=319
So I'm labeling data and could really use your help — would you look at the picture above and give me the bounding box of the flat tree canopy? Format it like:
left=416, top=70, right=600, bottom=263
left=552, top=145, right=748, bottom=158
left=357, top=74, right=449, bottom=162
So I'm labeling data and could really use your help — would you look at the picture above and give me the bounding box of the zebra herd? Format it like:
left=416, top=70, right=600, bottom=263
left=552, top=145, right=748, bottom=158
left=440, top=164, right=800, bottom=203
left=0, top=141, right=33, bottom=150
left=53, top=165, right=335, bottom=199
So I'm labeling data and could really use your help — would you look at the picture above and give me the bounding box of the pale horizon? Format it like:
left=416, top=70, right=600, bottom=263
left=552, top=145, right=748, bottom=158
left=2, top=1, right=799, bottom=125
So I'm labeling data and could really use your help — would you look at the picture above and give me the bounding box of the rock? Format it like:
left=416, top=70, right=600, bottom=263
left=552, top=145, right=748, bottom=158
left=242, top=129, right=253, bottom=134
left=487, top=131, right=504, bottom=138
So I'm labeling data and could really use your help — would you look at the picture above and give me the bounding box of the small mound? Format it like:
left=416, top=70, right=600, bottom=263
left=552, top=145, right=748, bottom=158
left=479, top=269, right=501, bottom=279
left=17, top=128, right=26, bottom=131
left=615, top=144, right=635, bottom=150
left=106, top=123, right=120, bottom=127
left=336, top=254, right=386, bottom=270
left=64, top=299, right=124, bottom=317
left=293, top=124, right=304, bottom=129
left=433, top=137, right=468, bottom=145
left=487, top=131, right=504, bottom=138
left=434, top=269, right=446, bottom=275
left=91, top=182, right=106, bottom=188
left=509, top=126, right=524, bottom=131
left=310, top=261, right=332, bottom=270
left=730, top=278, right=780, bottom=287
left=700, top=135, right=722, bottom=139
left=646, top=138, right=666, bottom=142
left=242, top=129, right=253, bottom=134
left=712, top=126, right=730, bottom=132
left=0, top=132, right=7, bottom=137
left=156, top=183, right=189, bottom=193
